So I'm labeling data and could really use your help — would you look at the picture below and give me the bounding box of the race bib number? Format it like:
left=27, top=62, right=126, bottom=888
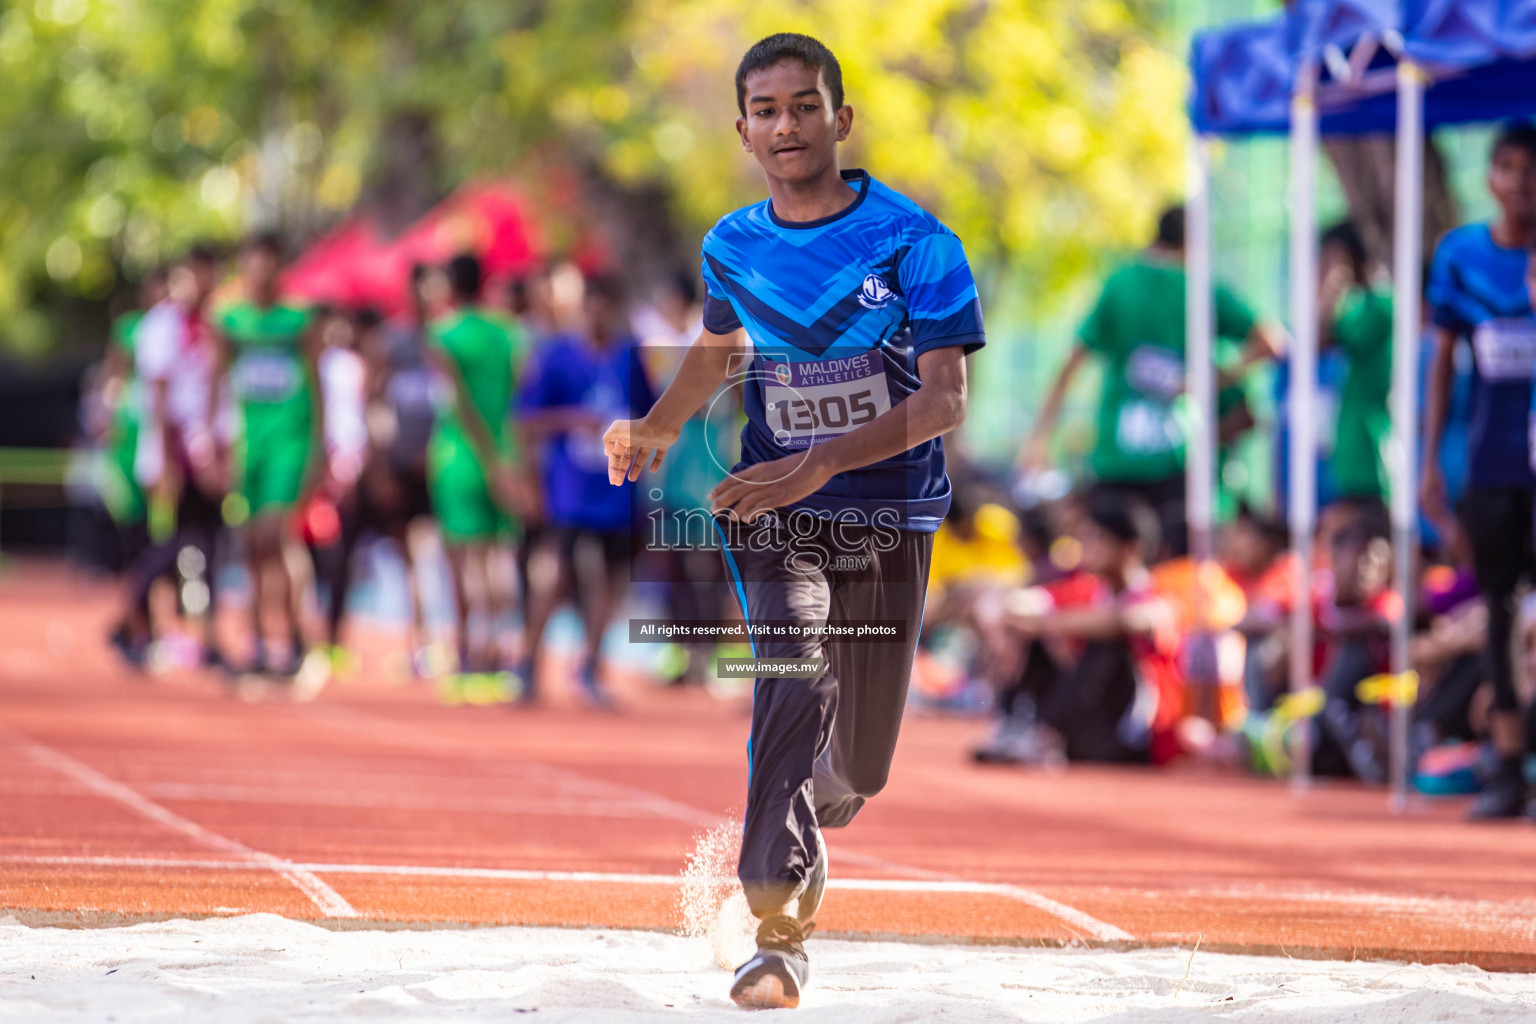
left=1115, top=398, right=1178, bottom=455
left=233, top=351, right=301, bottom=403
left=762, top=352, right=891, bottom=450
left=1125, top=345, right=1184, bottom=401
left=569, top=380, right=626, bottom=472
left=1472, top=319, right=1536, bottom=382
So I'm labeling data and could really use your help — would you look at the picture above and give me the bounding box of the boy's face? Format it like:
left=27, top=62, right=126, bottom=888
left=1489, top=143, right=1536, bottom=225
left=583, top=292, right=619, bottom=338
left=736, top=59, right=851, bottom=187
left=1222, top=518, right=1270, bottom=576
left=241, top=247, right=279, bottom=293
left=1081, top=521, right=1130, bottom=578
left=1319, top=241, right=1353, bottom=287
left=321, top=312, right=353, bottom=350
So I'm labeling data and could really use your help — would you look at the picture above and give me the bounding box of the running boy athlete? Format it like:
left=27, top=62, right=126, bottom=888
left=1423, top=122, right=1536, bottom=818
left=603, top=34, right=982, bottom=1009
left=426, top=255, right=531, bottom=680
left=211, top=233, right=323, bottom=676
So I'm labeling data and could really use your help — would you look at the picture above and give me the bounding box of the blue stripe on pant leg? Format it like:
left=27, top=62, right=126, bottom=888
left=713, top=516, right=758, bottom=782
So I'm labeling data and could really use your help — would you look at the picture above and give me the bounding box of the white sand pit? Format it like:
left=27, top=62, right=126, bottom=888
left=3, top=912, right=1534, bottom=1023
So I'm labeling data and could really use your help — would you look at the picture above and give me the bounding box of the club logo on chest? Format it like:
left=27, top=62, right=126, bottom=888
left=858, top=274, right=893, bottom=310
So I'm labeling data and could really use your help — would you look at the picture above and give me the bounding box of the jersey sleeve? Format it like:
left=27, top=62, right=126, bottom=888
left=1214, top=282, right=1259, bottom=341
left=898, top=231, right=985, bottom=355
left=515, top=345, right=553, bottom=416
left=700, top=247, right=743, bottom=335
left=1425, top=233, right=1467, bottom=333
left=1077, top=275, right=1117, bottom=354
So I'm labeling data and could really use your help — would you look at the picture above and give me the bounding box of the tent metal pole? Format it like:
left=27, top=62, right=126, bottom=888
left=1186, top=136, right=1215, bottom=571
left=1186, top=132, right=1220, bottom=729
left=1389, top=60, right=1425, bottom=814
left=1288, top=69, right=1319, bottom=792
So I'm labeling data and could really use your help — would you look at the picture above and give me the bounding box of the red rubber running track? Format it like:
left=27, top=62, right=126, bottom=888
left=3, top=563, right=1534, bottom=970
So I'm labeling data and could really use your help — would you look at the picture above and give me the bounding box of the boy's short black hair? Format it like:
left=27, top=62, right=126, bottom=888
left=1235, top=501, right=1290, bottom=549
left=1321, top=220, right=1368, bottom=271
left=1084, top=489, right=1160, bottom=559
left=583, top=271, right=627, bottom=306
left=669, top=268, right=700, bottom=307
left=1019, top=505, right=1054, bottom=553
left=446, top=254, right=482, bottom=301
left=1154, top=205, right=1185, bottom=250
left=1491, top=120, right=1536, bottom=163
left=185, top=242, right=222, bottom=266
left=244, top=230, right=284, bottom=257
left=353, top=306, right=383, bottom=331
left=735, top=33, right=844, bottom=117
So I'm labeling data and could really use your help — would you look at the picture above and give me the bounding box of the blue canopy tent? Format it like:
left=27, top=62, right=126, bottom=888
left=1186, top=0, right=1536, bottom=803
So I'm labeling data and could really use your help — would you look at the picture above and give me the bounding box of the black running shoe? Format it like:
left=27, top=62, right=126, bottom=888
left=798, top=827, right=827, bottom=924
left=107, top=626, right=148, bottom=672
left=1470, top=763, right=1528, bottom=820
left=201, top=646, right=236, bottom=678
left=731, top=915, right=814, bottom=1010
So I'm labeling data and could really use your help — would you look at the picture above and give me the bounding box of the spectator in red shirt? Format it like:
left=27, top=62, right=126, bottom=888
left=976, top=492, right=1179, bottom=766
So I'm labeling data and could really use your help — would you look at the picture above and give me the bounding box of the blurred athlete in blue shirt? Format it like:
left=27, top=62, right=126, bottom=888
left=1423, top=121, right=1536, bottom=819
left=603, top=33, right=982, bottom=1009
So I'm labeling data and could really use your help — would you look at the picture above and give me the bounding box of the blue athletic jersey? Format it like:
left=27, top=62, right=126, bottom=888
left=1426, top=223, right=1535, bottom=488
left=518, top=333, right=656, bottom=531
left=700, top=169, right=985, bottom=533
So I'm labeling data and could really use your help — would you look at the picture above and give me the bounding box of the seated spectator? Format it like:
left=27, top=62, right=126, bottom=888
left=1222, top=503, right=1296, bottom=714
left=913, top=487, right=1030, bottom=706
left=926, top=488, right=1028, bottom=625
left=1313, top=507, right=1398, bottom=782
left=1411, top=522, right=1487, bottom=769
left=973, top=493, right=1180, bottom=766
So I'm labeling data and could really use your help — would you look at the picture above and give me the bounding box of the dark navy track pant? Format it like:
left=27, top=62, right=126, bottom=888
left=717, top=513, right=932, bottom=917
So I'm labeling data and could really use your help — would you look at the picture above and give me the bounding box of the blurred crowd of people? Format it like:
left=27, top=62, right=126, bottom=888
left=79, top=233, right=721, bottom=707
left=927, top=121, right=1536, bottom=820
left=73, top=119, right=1536, bottom=816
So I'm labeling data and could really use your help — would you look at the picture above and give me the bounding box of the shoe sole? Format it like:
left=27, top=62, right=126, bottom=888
left=731, top=973, right=799, bottom=1010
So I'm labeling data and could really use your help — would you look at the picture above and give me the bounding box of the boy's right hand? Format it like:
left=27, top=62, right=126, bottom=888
left=492, top=464, right=540, bottom=522
left=603, top=418, right=678, bottom=486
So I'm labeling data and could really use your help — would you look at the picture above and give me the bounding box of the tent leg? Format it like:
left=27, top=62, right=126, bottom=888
left=1288, top=76, right=1319, bottom=792
left=1389, top=61, right=1425, bottom=814
left=1186, top=135, right=1215, bottom=568
left=1185, top=134, right=1220, bottom=726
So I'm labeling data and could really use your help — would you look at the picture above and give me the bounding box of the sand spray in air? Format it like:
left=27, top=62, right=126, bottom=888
left=678, top=819, right=757, bottom=970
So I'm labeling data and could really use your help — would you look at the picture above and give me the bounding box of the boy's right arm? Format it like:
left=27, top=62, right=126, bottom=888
left=604, top=326, right=744, bottom=485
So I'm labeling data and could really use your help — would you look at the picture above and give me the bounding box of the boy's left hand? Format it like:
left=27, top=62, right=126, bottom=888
left=708, top=450, right=832, bottom=524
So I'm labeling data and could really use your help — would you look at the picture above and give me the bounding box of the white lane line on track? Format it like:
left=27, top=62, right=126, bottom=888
left=0, top=729, right=358, bottom=919
left=294, top=701, right=1135, bottom=942
left=8, top=854, right=1532, bottom=939
left=0, top=852, right=1127, bottom=912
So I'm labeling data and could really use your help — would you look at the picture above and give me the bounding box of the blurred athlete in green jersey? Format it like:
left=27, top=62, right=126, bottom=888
left=210, top=233, right=325, bottom=677
left=426, top=254, right=535, bottom=683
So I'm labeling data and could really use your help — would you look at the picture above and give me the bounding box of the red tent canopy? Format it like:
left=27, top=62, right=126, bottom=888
left=281, top=181, right=542, bottom=313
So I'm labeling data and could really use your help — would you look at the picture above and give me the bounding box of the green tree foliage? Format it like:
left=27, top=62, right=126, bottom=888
left=0, top=0, right=1184, bottom=355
